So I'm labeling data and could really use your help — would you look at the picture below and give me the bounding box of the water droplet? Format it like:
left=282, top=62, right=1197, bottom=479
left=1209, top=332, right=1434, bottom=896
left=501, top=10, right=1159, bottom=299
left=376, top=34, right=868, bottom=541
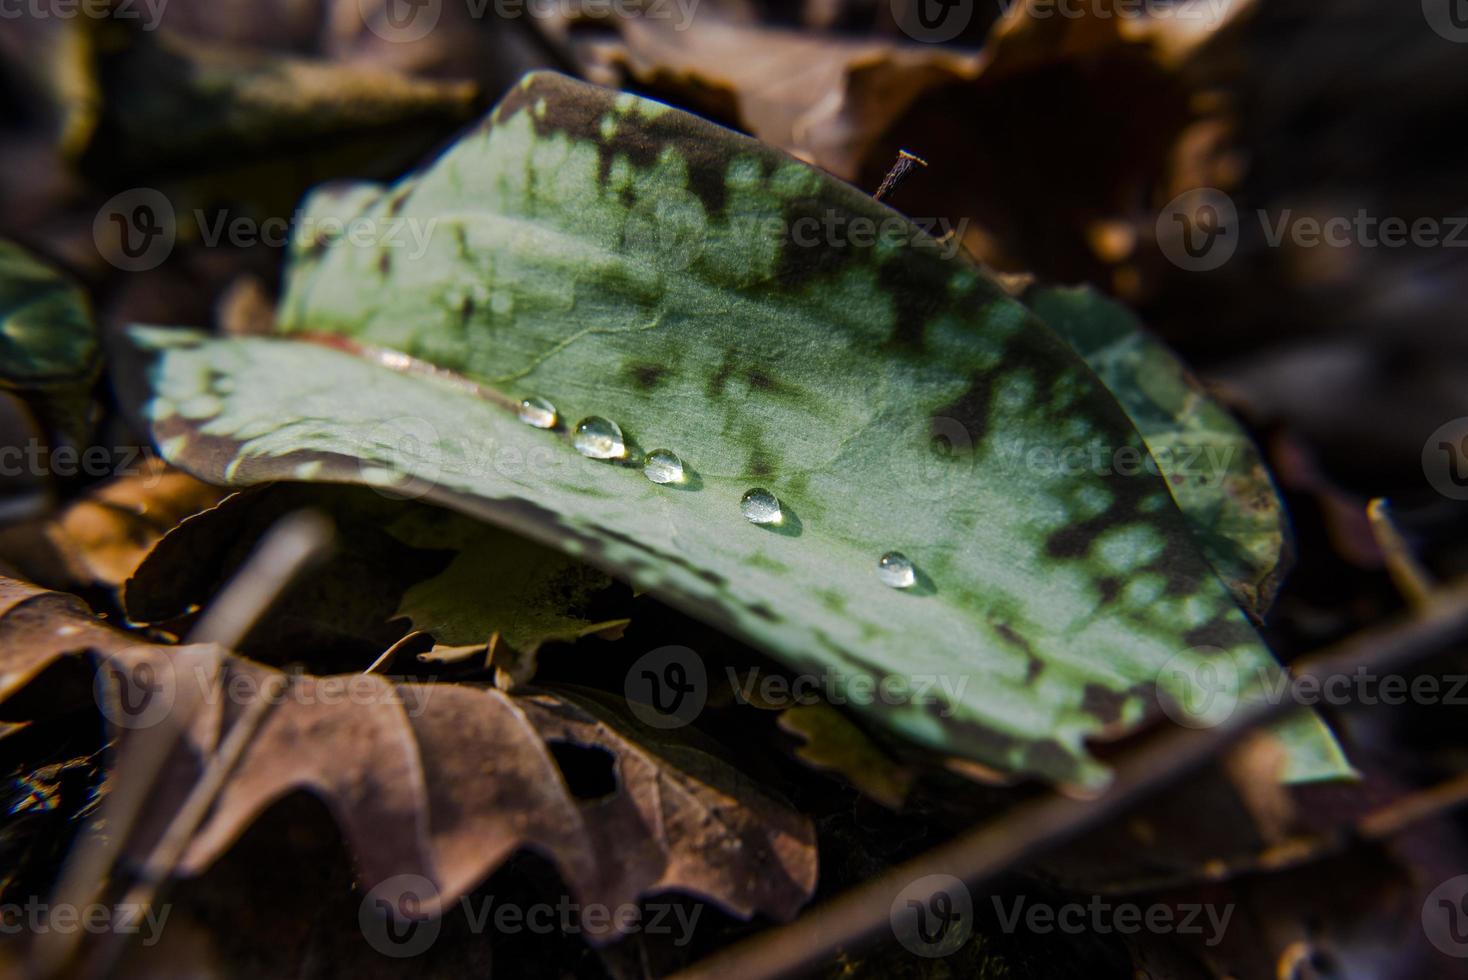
left=574, top=416, right=626, bottom=459
left=517, top=396, right=558, bottom=430
left=740, top=488, right=782, bottom=525
left=877, top=552, right=916, bottom=589
left=643, top=449, right=685, bottom=485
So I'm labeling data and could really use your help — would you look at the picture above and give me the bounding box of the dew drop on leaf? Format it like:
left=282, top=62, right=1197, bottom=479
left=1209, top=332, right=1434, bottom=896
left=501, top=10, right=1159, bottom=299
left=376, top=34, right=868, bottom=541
left=574, top=416, right=626, bottom=459
left=517, top=396, right=558, bottom=429
left=643, top=449, right=685, bottom=485
left=741, top=488, right=782, bottom=525
left=877, top=552, right=916, bottom=589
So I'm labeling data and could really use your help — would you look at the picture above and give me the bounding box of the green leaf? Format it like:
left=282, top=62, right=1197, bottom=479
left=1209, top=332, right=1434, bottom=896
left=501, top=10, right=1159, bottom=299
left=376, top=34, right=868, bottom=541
left=1026, top=286, right=1292, bottom=620
left=118, top=72, right=1348, bottom=789
left=123, top=482, right=629, bottom=669
left=0, top=238, right=98, bottom=391
left=390, top=514, right=632, bottom=653
left=777, top=704, right=914, bottom=810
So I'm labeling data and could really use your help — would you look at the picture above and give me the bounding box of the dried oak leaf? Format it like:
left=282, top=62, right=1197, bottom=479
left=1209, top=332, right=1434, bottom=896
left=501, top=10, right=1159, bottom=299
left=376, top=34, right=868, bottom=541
left=578, top=0, right=1256, bottom=285
left=0, top=576, right=816, bottom=934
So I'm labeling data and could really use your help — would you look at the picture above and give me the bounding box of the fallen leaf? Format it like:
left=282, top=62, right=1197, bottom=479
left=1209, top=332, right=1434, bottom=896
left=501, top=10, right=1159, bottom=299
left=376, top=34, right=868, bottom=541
left=77, top=19, right=480, bottom=187
left=0, top=458, right=225, bottom=595
left=394, top=521, right=632, bottom=654
left=0, top=575, right=817, bottom=933
left=777, top=704, right=913, bottom=809
left=0, top=238, right=97, bottom=393
left=116, top=71, right=1350, bottom=789
left=125, top=484, right=632, bottom=672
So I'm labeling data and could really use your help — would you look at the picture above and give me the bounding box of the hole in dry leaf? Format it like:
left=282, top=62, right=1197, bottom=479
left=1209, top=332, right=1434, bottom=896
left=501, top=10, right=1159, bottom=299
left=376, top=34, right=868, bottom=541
left=546, top=741, right=619, bottom=801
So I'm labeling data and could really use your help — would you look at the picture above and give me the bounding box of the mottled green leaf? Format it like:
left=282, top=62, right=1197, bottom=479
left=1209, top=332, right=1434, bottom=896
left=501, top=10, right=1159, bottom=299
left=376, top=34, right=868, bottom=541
left=119, top=72, right=1348, bottom=789
left=0, top=238, right=98, bottom=391
left=1026, top=286, right=1292, bottom=620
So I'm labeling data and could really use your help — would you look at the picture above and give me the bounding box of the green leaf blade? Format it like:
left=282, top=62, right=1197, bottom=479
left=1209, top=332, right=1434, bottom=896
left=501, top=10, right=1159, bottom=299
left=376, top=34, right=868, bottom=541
left=122, top=72, right=1349, bottom=789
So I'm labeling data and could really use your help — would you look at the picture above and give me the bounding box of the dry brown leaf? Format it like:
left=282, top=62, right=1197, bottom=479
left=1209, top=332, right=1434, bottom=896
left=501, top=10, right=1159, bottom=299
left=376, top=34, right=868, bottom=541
left=0, top=459, right=225, bottom=595
left=578, top=15, right=982, bottom=180
left=577, top=0, right=1255, bottom=291
left=0, top=576, right=817, bottom=937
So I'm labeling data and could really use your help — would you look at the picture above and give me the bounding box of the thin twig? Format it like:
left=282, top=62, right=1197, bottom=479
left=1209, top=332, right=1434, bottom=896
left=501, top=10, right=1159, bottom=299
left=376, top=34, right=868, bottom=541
left=671, top=578, right=1468, bottom=980
left=1064, top=768, right=1468, bottom=896
left=873, top=150, right=928, bottom=203
left=1366, top=497, right=1436, bottom=609
left=32, top=512, right=332, bottom=978
left=187, top=510, right=335, bottom=648
left=81, top=673, right=290, bottom=978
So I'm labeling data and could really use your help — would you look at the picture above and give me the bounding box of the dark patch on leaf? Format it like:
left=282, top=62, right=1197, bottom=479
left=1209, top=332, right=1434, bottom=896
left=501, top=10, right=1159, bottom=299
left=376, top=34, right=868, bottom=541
left=747, top=603, right=780, bottom=623
left=933, top=371, right=997, bottom=449
left=1080, top=683, right=1127, bottom=725
left=627, top=362, right=668, bottom=390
